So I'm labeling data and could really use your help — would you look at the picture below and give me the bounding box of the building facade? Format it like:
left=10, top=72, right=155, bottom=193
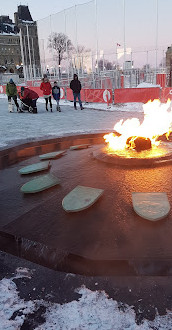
left=0, top=5, right=41, bottom=79
left=0, top=16, right=22, bottom=74
left=14, top=5, right=41, bottom=79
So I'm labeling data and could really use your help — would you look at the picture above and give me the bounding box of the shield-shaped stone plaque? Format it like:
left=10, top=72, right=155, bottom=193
left=132, top=192, right=170, bottom=221
left=62, top=185, right=104, bottom=212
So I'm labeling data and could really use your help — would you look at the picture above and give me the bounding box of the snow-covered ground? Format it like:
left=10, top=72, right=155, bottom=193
left=0, top=94, right=143, bottom=149
left=0, top=268, right=172, bottom=330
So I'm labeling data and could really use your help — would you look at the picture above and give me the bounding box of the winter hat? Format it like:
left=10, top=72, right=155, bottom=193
left=9, top=79, right=14, bottom=83
left=21, top=86, right=25, bottom=92
left=74, top=74, right=78, bottom=79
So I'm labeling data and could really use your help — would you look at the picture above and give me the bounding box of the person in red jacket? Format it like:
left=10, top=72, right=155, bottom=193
left=20, top=87, right=39, bottom=113
left=40, top=76, right=52, bottom=112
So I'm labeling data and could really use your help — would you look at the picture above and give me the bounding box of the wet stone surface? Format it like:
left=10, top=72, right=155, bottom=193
left=1, top=144, right=172, bottom=275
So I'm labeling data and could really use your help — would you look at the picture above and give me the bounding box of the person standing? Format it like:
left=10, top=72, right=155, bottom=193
left=70, top=74, right=83, bottom=110
left=40, top=76, right=52, bottom=112
left=6, top=79, right=19, bottom=112
left=52, top=81, right=61, bottom=112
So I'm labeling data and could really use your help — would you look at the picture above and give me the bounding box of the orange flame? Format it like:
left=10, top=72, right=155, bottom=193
left=104, top=99, right=172, bottom=151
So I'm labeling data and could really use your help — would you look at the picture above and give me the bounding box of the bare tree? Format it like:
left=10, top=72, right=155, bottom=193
left=48, top=32, right=73, bottom=75
left=98, top=59, right=113, bottom=71
left=73, top=45, right=91, bottom=72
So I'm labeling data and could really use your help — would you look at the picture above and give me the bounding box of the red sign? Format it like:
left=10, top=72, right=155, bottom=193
left=114, top=87, right=160, bottom=103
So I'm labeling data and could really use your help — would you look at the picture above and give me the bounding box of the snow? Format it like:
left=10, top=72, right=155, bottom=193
left=22, top=20, right=34, bottom=24
left=0, top=95, right=144, bottom=149
left=0, top=32, right=19, bottom=35
left=0, top=269, right=172, bottom=329
left=136, top=82, right=160, bottom=88
left=0, top=277, right=35, bottom=329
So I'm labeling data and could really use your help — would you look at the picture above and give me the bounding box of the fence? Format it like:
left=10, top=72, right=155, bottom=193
left=1, top=83, right=172, bottom=104
left=29, top=0, right=171, bottom=83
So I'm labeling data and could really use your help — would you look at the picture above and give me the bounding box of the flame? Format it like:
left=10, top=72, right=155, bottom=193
left=104, top=99, right=172, bottom=152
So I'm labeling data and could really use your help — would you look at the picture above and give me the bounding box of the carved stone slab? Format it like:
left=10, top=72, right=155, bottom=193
left=132, top=192, right=170, bottom=221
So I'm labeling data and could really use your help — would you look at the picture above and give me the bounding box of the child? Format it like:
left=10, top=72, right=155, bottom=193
left=6, top=79, right=19, bottom=112
left=52, top=81, right=61, bottom=112
left=40, top=75, right=52, bottom=112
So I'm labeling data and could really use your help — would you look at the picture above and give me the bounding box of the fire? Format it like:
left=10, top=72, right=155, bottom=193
left=104, top=99, right=172, bottom=152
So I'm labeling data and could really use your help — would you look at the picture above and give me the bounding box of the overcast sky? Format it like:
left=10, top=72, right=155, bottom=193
left=1, top=0, right=172, bottom=67
left=0, top=0, right=91, bottom=21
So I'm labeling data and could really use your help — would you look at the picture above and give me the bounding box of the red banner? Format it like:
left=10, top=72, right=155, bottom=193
left=160, top=87, right=172, bottom=103
left=66, top=88, right=84, bottom=101
left=114, top=87, right=160, bottom=103
left=2, top=83, right=170, bottom=105
left=0, top=85, right=5, bottom=94
left=66, top=88, right=112, bottom=103
left=84, top=89, right=112, bottom=103
left=121, top=75, right=124, bottom=88
left=18, top=86, right=65, bottom=99
left=156, top=73, right=166, bottom=88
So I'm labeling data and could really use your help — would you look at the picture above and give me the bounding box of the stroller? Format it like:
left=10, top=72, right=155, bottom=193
left=18, top=87, right=38, bottom=113
left=19, top=98, right=37, bottom=113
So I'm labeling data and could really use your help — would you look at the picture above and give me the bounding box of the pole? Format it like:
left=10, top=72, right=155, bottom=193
left=116, top=44, right=118, bottom=69
left=19, top=28, right=26, bottom=81
left=23, top=35, right=28, bottom=80
left=162, top=49, right=164, bottom=71
left=146, top=50, right=149, bottom=82
left=32, top=37, right=36, bottom=78
left=155, top=0, right=158, bottom=74
left=91, top=51, right=95, bottom=88
left=49, top=15, right=56, bottom=79
left=95, top=0, right=99, bottom=76
left=75, top=5, right=79, bottom=77
left=130, top=51, right=132, bottom=87
left=26, top=24, right=33, bottom=82
left=42, top=39, right=46, bottom=74
left=64, top=9, right=70, bottom=85
left=123, top=0, right=126, bottom=72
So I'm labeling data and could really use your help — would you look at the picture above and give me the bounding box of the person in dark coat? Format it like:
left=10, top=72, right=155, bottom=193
left=70, top=74, right=83, bottom=110
left=6, top=79, right=19, bottom=112
left=20, top=87, right=39, bottom=113
left=52, top=81, right=61, bottom=112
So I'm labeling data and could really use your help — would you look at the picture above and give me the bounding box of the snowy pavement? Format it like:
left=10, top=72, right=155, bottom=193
left=0, top=95, right=143, bottom=149
left=0, top=251, right=172, bottom=330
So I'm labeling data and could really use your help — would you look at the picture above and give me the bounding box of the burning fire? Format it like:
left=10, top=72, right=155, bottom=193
left=104, top=99, right=172, bottom=152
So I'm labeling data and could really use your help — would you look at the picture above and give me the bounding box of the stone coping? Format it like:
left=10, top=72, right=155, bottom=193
left=0, top=133, right=107, bottom=169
